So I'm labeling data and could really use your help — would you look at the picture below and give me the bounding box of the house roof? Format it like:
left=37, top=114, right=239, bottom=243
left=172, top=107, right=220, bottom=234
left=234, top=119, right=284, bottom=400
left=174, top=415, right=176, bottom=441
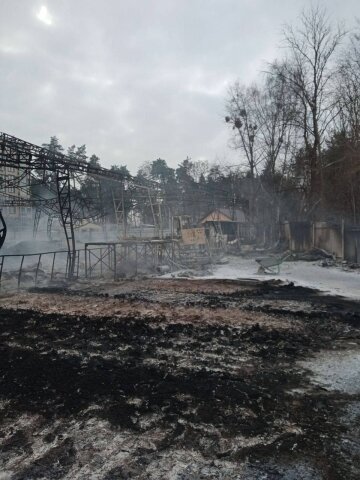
left=199, top=208, right=246, bottom=224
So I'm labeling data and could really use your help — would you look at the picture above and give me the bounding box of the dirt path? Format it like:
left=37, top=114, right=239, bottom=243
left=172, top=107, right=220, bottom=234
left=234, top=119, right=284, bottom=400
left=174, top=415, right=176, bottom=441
left=0, top=279, right=359, bottom=479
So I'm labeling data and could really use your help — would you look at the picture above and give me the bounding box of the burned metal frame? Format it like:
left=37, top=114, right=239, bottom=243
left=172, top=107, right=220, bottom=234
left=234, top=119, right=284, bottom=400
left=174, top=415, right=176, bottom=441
left=0, top=235, right=206, bottom=291
left=0, top=246, right=107, bottom=289
left=0, top=133, right=164, bottom=280
left=0, top=249, right=70, bottom=289
left=0, top=132, right=129, bottom=278
left=56, top=169, right=76, bottom=277
left=84, top=239, right=179, bottom=279
left=85, top=243, right=117, bottom=280
left=0, top=132, right=128, bottom=179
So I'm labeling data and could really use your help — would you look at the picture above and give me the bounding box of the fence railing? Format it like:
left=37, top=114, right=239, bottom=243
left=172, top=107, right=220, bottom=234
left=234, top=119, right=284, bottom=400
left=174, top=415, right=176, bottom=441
left=0, top=240, right=181, bottom=289
left=84, top=240, right=179, bottom=279
left=0, top=247, right=104, bottom=289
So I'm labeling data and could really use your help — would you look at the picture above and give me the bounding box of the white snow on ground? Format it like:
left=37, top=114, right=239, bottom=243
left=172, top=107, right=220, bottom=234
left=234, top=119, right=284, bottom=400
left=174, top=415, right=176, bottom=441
left=299, top=349, right=360, bottom=394
left=171, top=256, right=360, bottom=300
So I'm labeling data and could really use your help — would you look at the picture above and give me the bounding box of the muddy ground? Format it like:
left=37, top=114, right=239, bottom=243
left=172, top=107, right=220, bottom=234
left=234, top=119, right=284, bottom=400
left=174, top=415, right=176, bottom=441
left=0, top=278, right=359, bottom=479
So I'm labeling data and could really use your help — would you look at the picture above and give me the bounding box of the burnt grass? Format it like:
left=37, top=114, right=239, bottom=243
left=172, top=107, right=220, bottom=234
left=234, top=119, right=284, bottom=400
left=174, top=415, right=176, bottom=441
left=1, top=282, right=360, bottom=479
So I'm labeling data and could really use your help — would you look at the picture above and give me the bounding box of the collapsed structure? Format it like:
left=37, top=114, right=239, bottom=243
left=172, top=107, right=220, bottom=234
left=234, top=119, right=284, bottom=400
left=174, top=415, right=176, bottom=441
left=0, top=132, right=132, bottom=277
left=0, top=132, right=215, bottom=285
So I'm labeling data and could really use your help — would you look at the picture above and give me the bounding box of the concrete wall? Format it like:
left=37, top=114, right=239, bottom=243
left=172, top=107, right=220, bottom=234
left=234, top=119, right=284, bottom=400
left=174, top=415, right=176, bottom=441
left=282, top=222, right=312, bottom=252
left=281, top=221, right=360, bottom=263
left=313, top=222, right=343, bottom=258
left=344, top=227, right=360, bottom=263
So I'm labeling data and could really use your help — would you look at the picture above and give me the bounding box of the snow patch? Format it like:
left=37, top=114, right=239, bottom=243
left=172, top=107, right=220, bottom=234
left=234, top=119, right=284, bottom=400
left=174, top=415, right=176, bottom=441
left=169, top=257, right=360, bottom=300
left=299, top=349, right=360, bottom=394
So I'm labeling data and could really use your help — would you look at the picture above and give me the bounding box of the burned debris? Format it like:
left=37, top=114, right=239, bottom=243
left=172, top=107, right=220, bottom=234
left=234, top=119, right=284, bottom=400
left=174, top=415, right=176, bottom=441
left=0, top=280, right=360, bottom=479
left=1, top=2, right=360, bottom=479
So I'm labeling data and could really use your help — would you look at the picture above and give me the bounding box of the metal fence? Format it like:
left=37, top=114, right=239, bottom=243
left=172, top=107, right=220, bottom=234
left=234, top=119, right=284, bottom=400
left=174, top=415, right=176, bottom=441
left=0, top=240, right=180, bottom=289
left=0, top=248, right=92, bottom=289
left=0, top=237, right=214, bottom=290
left=84, top=240, right=179, bottom=279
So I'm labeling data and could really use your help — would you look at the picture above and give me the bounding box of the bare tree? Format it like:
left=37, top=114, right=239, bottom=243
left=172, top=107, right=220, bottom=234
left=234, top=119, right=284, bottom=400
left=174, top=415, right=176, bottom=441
left=271, top=5, right=346, bottom=215
left=225, top=83, right=262, bottom=178
left=225, top=72, right=298, bottom=222
left=225, top=83, right=263, bottom=220
left=254, top=68, right=298, bottom=178
left=336, top=36, right=360, bottom=142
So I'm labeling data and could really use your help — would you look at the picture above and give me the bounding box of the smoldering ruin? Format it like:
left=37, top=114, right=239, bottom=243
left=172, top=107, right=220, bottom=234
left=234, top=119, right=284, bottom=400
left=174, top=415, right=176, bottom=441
left=1, top=2, right=360, bottom=479
left=0, top=132, right=359, bottom=480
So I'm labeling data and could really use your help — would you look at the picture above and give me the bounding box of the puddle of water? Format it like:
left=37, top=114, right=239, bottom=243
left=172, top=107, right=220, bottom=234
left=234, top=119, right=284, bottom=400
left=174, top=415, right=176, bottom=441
left=299, top=349, right=360, bottom=394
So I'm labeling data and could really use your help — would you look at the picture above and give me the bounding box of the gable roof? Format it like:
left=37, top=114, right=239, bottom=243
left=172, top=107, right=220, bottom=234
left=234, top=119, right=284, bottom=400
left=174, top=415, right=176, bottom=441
left=199, top=208, right=246, bottom=224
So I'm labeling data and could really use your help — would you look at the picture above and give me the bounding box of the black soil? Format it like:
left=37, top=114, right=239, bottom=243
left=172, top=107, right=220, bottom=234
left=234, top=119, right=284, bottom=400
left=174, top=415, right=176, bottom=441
left=1, top=281, right=360, bottom=479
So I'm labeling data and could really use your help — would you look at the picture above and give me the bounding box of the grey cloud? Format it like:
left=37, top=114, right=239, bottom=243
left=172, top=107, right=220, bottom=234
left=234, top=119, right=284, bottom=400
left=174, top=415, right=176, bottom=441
left=0, top=0, right=358, bottom=171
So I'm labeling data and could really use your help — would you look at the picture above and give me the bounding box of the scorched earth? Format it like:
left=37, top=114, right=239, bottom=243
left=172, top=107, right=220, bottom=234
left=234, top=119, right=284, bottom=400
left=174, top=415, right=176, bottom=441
left=0, top=278, right=359, bottom=479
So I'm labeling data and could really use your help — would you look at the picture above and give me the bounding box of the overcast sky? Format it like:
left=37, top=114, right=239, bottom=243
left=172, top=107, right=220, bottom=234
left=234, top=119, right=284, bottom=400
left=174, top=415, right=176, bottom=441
left=0, top=1, right=358, bottom=172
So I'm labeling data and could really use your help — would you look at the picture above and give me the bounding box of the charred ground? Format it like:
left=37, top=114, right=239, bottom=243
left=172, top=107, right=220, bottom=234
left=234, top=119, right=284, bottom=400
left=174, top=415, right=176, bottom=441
left=0, top=279, right=359, bottom=479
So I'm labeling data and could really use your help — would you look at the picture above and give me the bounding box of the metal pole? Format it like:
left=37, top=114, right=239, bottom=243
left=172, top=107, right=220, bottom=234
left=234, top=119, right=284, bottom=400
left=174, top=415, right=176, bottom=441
left=33, top=208, right=41, bottom=238
left=158, top=203, right=163, bottom=239
left=65, top=253, right=69, bottom=278
left=0, top=256, right=4, bottom=290
left=51, top=252, right=56, bottom=281
left=76, top=250, right=80, bottom=278
left=35, top=253, right=42, bottom=286
left=135, top=244, right=138, bottom=275
left=18, top=255, right=24, bottom=289
left=85, top=245, right=88, bottom=278
left=56, top=169, right=76, bottom=279
left=113, top=244, right=117, bottom=280
left=122, top=186, right=127, bottom=238
left=89, top=250, right=92, bottom=278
